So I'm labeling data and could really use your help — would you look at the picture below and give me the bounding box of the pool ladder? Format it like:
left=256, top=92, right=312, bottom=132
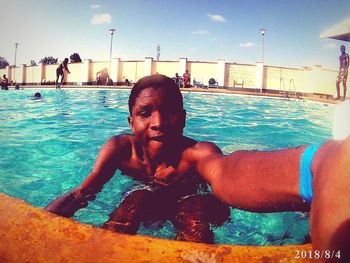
left=279, top=78, right=298, bottom=100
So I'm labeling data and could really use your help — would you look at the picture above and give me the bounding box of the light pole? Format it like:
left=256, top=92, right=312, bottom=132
left=14, top=42, right=18, bottom=82
left=260, top=28, right=267, bottom=63
left=109, top=28, right=116, bottom=76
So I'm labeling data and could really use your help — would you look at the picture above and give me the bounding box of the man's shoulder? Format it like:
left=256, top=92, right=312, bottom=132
left=195, top=140, right=222, bottom=152
left=184, top=138, right=222, bottom=155
left=106, top=134, right=135, bottom=150
left=110, top=133, right=134, bottom=142
left=181, top=139, right=222, bottom=167
left=102, top=134, right=136, bottom=161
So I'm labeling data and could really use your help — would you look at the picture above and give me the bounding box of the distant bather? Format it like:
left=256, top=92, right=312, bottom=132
left=96, top=68, right=111, bottom=85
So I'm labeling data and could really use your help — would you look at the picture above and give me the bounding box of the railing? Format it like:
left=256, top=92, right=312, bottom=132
left=279, top=77, right=286, bottom=98
left=289, top=79, right=298, bottom=100
left=280, top=78, right=298, bottom=100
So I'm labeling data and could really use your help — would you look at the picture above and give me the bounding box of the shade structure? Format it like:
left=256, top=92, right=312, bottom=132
left=320, top=17, right=350, bottom=42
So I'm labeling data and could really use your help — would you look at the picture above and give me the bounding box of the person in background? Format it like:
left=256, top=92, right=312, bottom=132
left=173, top=73, right=181, bottom=88
left=182, top=70, right=190, bottom=88
left=96, top=68, right=110, bottom=85
left=335, top=45, right=349, bottom=101
left=30, top=92, right=42, bottom=100
left=56, top=58, right=70, bottom=88
left=1, top=74, right=9, bottom=90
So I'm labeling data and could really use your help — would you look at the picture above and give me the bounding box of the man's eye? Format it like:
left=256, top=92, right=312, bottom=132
left=139, top=110, right=151, bottom=118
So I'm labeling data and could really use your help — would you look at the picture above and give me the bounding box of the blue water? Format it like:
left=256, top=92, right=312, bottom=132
left=0, top=88, right=334, bottom=245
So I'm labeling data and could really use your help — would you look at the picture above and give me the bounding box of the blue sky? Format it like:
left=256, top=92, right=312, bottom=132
left=1, top=0, right=349, bottom=69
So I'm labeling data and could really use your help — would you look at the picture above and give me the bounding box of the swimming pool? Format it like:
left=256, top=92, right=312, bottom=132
left=0, top=89, right=333, bottom=245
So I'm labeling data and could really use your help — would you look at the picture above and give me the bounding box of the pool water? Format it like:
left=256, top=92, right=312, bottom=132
left=0, top=89, right=334, bottom=245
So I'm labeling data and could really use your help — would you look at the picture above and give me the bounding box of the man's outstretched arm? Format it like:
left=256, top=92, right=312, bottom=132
left=196, top=142, right=327, bottom=212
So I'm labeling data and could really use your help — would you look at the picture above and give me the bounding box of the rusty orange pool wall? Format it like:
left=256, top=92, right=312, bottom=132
left=0, top=193, right=313, bottom=263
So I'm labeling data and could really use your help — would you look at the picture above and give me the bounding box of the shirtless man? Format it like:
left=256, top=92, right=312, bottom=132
left=1, top=74, right=9, bottom=90
left=55, top=58, right=70, bottom=88
left=45, top=74, right=229, bottom=243
left=335, top=45, right=349, bottom=101
left=45, top=73, right=349, bottom=260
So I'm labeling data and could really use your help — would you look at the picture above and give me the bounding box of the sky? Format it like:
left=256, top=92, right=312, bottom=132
left=1, top=0, right=349, bottom=69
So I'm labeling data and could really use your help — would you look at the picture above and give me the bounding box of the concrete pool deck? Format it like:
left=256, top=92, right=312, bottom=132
left=6, top=84, right=342, bottom=105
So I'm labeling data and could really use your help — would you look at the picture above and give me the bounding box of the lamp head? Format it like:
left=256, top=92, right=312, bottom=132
left=109, top=28, right=116, bottom=35
left=260, top=28, right=267, bottom=36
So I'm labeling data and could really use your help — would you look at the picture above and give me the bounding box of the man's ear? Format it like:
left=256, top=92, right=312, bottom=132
left=128, top=116, right=135, bottom=133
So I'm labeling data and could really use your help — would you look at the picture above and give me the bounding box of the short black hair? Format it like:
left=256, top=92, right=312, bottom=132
left=128, top=74, right=183, bottom=114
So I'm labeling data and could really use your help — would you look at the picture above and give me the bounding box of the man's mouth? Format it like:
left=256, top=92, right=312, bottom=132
left=149, top=135, right=167, bottom=142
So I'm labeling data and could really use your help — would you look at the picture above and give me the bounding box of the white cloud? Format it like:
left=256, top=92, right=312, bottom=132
left=207, top=13, right=225, bottom=22
left=192, top=30, right=209, bottom=35
left=91, top=4, right=100, bottom=9
left=323, top=43, right=337, bottom=49
left=240, top=42, right=257, bottom=48
left=90, top=14, right=112, bottom=25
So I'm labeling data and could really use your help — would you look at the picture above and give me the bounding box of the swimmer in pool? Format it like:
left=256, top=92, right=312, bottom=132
left=45, top=73, right=350, bottom=257
left=45, top=74, right=230, bottom=244
left=30, top=92, right=42, bottom=100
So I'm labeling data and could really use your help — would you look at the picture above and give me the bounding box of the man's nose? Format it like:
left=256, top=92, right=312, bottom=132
left=150, top=111, right=167, bottom=130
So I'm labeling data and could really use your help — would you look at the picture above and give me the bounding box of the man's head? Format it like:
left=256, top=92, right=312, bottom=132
left=128, top=74, right=186, bottom=158
left=128, top=74, right=183, bottom=114
left=340, top=45, right=346, bottom=54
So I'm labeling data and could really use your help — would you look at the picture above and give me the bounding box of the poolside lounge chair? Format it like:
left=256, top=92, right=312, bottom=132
left=193, top=78, right=204, bottom=88
left=234, top=79, right=244, bottom=89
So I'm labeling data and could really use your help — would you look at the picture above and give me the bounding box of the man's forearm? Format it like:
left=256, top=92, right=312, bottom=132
left=44, top=189, right=95, bottom=218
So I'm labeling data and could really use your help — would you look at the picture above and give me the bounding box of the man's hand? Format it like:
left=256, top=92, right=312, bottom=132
left=44, top=189, right=95, bottom=218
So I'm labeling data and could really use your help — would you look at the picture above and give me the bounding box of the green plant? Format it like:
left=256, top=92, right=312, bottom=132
left=0, top=57, right=9, bottom=69
left=39, top=56, right=58, bottom=65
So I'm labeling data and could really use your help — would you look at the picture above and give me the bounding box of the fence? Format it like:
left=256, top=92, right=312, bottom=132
left=0, top=58, right=341, bottom=96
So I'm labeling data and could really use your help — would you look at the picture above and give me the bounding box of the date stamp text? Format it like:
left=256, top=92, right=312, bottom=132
left=295, top=250, right=341, bottom=260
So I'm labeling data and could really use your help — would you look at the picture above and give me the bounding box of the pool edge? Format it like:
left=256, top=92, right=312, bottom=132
left=0, top=193, right=313, bottom=262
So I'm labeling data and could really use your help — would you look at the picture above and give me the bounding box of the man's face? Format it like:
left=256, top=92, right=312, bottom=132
left=128, top=86, right=185, bottom=158
left=340, top=45, right=345, bottom=54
